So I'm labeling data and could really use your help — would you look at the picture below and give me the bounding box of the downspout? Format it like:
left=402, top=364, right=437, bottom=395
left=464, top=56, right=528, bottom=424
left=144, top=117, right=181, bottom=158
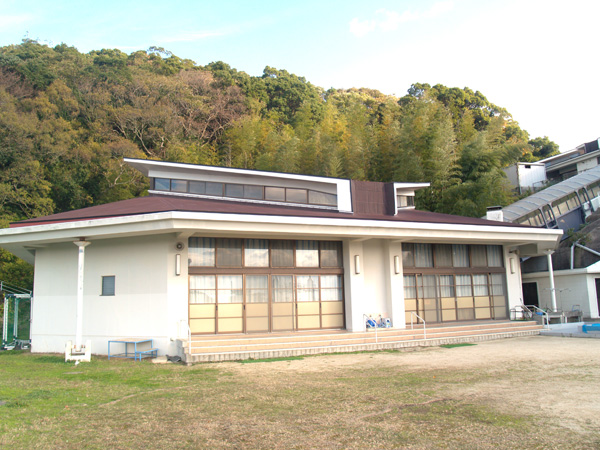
left=545, top=250, right=558, bottom=312
left=74, top=240, right=91, bottom=351
left=570, top=241, right=600, bottom=270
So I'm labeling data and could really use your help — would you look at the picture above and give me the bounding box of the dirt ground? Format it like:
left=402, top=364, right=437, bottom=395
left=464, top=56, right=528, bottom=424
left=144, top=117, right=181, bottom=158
left=228, top=335, right=600, bottom=435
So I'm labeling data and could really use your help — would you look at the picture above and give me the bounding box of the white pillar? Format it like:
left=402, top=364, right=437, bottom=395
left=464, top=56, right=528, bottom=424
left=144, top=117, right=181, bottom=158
left=74, top=240, right=91, bottom=350
left=546, top=250, right=558, bottom=312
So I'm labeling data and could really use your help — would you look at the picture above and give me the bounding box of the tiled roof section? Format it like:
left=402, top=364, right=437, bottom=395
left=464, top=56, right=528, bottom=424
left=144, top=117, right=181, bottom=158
left=11, top=194, right=530, bottom=229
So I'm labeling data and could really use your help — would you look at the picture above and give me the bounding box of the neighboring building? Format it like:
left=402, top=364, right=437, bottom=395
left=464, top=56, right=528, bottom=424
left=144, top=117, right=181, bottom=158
left=500, top=165, right=600, bottom=236
left=503, top=138, right=600, bottom=193
left=0, top=159, right=561, bottom=356
left=503, top=162, right=546, bottom=195
left=545, top=138, right=600, bottom=183
left=522, top=263, right=600, bottom=319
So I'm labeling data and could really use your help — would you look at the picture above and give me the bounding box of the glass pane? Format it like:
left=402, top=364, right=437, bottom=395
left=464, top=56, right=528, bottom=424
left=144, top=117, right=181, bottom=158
left=225, top=183, right=244, bottom=198
left=217, top=238, right=242, bottom=267
left=452, top=244, right=469, bottom=267
left=487, top=245, right=503, bottom=267
left=102, top=276, right=115, bottom=296
left=435, top=244, right=452, bottom=267
left=320, top=275, right=342, bottom=301
left=188, top=237, right=215, bottom=267
left=272, top=240, right=294, bottom=267
left=415, top=244, right=433, bottom=267
left=189, top=275, right=216, bottom=304
left=244, top=239, right=269, bottom=267
left=244, top=185, right=263, bottom=200
left=296, top=275, right=319, bottom=301
left=286, top=188, right=307, bottom=204
left=155, top=178, right=170, bottom=191
left=491, top=273, right=505, bottom=295
left=171, top=179, right=187, bottom=192
left=471, top=245, right=487, bottom=267
left=189, top=181, right=206, bottom=194
left=420, top=275, right=437, bottom=298
left=245, top=275, right=268, bottom=303
left=296, top=240, right=319, bottom=267
left=456, top=274, right=472, bottom=297
left=217, top=275, right=243, bottom=303
left=265, top=186, right=285, bottom=202
left=439, top=275, right=455, bottom=297
left=403, top=275, right=416, bottom=299
left=402, top=243, right=414, bottom=268
left=473, top=274, right=489, bottom=296
left=272, top=275, right=294, bottom=302
left=320, top=241, right=342, bottom=267
left=206, top=182, right=223, bottom=196
left=308, top=190, right=337, bottom=206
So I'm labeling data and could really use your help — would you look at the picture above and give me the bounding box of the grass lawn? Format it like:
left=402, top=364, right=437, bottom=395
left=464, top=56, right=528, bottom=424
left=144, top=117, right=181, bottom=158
left=0, top=344, right=598, bottom=449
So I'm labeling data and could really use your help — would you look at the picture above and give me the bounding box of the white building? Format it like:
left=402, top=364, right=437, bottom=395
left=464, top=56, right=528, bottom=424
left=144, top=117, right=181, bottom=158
left=503, top=138, right=600, bottom=193
left=0, top=159, right=562, bottom=357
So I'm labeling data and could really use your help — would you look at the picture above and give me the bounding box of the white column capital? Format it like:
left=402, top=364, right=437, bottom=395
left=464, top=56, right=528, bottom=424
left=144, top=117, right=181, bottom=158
left=74, top=240, right=91, bottom=248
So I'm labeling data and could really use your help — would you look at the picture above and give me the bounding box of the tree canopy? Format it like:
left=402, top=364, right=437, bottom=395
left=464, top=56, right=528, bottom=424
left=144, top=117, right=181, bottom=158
left=0, top=40, right=560, bottom=288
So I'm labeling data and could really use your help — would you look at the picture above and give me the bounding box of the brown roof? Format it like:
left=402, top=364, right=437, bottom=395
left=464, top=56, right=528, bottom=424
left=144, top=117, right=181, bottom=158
left=11, top=194, right=530, bottom=229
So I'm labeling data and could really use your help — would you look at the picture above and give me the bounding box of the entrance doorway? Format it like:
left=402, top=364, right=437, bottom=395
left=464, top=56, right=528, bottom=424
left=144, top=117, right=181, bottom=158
left=522, top=282, right=539, bottom=307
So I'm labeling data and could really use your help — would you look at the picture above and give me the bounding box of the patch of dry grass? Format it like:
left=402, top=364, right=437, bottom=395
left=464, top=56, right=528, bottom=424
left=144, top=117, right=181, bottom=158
left=1, top=341, right=599, bottom=449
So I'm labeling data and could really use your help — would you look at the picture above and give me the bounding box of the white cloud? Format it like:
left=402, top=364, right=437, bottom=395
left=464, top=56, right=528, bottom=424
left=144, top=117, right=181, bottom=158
left=376, top=9, right=419, bottom=31
left=349, top=18, right=376, bottom=37
left=424, top=1, right=454, bottom=18
left=350, top=1, right=454, bottom=36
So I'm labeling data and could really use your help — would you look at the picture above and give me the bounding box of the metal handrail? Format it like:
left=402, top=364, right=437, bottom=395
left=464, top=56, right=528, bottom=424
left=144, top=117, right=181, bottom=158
left=363, top=314, right=378, bottom=343
left=512, top=304, right=550, bottom=330
left=526, top=305, right=550, bottom=329
left=410, top=312, right=426, bottom=339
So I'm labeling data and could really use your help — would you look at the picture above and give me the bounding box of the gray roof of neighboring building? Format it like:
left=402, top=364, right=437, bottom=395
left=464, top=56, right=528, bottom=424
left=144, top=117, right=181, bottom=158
left=502, top=165, right=600, bottom=222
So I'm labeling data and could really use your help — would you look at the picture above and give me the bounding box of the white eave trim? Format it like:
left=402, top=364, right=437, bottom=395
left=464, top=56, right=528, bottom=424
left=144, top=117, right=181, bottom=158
left=0, top=210, right=563, bottom=249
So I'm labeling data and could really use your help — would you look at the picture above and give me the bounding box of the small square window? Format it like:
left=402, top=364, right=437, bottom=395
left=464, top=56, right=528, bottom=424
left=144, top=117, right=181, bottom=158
left=102, top=276, right=115, bottom=296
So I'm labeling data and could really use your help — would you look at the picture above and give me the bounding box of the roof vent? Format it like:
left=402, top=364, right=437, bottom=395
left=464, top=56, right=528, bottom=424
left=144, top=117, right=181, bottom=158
left=486, top=206, right=504, bottom=222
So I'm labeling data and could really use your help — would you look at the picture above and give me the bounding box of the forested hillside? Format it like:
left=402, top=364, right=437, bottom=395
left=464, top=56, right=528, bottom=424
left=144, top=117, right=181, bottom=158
left=0, top=40, right=559, bottom=287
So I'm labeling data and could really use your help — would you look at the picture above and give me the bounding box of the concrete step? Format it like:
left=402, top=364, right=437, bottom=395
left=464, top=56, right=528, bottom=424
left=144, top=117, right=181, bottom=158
left=181, top=321, right=542, bottom=363
left=188, top=325, right=541, bottom=354
left=188, top=321, right=538, bottom=348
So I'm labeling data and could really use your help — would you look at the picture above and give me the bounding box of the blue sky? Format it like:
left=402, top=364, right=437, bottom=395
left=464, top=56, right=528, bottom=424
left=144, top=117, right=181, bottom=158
left=1, top=0, right=598, bottom=151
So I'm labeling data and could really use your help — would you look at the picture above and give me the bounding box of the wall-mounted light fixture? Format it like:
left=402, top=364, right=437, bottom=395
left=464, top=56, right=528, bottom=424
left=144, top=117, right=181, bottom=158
left=354, top=255, right=361, bottom=274
left=509, top=258, right=515, bottom=274
left=175, top=254, right=181, bottom=276
left=394, top=255, right=401, bottom=274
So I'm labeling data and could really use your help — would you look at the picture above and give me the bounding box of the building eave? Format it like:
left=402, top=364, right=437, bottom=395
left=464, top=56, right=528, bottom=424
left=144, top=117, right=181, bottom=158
left=0, top=210, right=563, bottom=264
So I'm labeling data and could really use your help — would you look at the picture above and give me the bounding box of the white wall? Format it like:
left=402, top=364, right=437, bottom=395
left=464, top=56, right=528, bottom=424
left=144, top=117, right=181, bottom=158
left=31, top=234, right=188, bottom=355
left=522, top=271, right=599, bottom=318
left=577, top=158, right=598, bottom=173
left=343, top=239, right=406, bottom=331
left=505, top=249, right=523, bottom=312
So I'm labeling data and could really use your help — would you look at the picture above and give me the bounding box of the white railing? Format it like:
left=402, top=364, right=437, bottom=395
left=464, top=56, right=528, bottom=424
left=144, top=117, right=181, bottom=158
left=364, top=314, right=378, bottom=343
left=526, top=305, right=550, bottom=329
left=511, top=304, right=550, bottom=329
left=410, top=312, right=427, bottom=339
